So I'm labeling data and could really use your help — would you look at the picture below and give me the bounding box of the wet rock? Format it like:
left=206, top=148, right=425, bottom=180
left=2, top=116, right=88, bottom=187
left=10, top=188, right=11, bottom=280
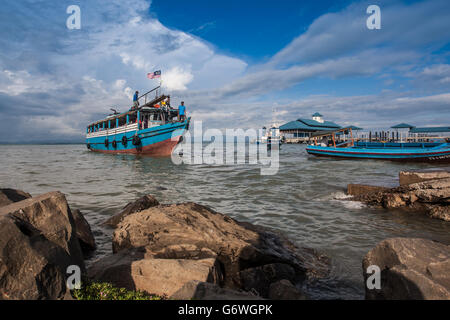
left=0, top=188, right=31, bottom=207
left=171, top=280, right=263, bottom=300
left=426, top=205, right=450, bottom=222
left=72, top=209, right=96, bottom=255
left=347, top=184, right=389, bottom=196
left=112, top=202, right=330, bottom=297
left=88, top=248, right=222, bottom=297
left=352, top=178, right=450, bottom=221
left=363, top=238, right=450, bottom=300
left=104, top=194, right=159, bottom=227
left=268, top=279, right=306, bottom=300
left=0, top=192, right=85, bottom=299
left=239, top=263, right=296, bottom=297
left=399, top=168, right=450, bottom=186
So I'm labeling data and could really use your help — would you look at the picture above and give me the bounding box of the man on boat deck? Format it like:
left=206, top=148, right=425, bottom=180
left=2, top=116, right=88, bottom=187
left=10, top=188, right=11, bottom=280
left=132, top=91, right=139, bottom=109
left=178, top=101, right=186, bottom=121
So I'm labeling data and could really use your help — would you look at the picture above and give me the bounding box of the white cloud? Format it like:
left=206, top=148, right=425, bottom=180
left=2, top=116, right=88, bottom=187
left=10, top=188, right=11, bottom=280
left=162, top=66, right=194, bottom=91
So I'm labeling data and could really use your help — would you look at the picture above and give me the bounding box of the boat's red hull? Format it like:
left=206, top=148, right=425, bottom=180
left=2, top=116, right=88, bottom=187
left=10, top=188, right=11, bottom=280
left=90, top=136, right=181, bottom=157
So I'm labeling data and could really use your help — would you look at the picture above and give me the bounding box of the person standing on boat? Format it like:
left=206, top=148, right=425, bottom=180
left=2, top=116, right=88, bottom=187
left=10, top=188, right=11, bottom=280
left=133, top=91, right=139, bottom=109
left=178, top=101, right=186, bottom=121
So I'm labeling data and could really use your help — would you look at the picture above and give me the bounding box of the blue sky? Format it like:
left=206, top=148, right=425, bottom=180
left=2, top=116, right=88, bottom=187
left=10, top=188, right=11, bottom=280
left=0, top=0, right=449, bottom=142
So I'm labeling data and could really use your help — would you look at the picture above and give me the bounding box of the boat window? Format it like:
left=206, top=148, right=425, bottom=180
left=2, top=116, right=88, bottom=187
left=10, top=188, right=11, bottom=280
left=129, top=114, right=137, bottom=123
left=118, top=117, right=126, bottom=127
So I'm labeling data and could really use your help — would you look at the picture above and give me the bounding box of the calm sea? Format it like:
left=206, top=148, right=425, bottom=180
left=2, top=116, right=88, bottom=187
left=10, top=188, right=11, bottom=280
left=1, top=143, right=449, bottom=299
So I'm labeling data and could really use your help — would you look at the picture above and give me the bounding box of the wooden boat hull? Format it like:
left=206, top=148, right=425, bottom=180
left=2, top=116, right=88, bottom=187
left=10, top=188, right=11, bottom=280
left=306, top=143, right=450, bottom=162
left=86, top=119, right=189, bottom=157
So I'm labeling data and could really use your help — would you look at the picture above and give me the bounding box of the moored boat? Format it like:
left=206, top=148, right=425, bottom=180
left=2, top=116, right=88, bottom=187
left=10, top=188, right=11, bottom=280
left=86, top=86, right=190, bottom=156
left=306, top=128, right=450, bottom=162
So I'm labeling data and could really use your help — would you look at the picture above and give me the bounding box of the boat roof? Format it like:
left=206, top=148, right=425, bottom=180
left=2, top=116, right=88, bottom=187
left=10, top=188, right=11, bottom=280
left=88, top=94, right=169, bottom=126
left=311, top=127, right=354, bottom=138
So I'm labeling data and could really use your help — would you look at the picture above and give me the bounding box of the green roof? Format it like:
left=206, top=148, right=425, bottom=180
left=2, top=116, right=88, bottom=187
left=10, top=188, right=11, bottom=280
left=280, top=118, right=341, bottom=131
left=391, top=123, right=415, bottom=129
left=347, top=125, right=363, bottom=130
left=410, top=126, right=450, bottom=133
left=312, top=112, right=323, bottom=117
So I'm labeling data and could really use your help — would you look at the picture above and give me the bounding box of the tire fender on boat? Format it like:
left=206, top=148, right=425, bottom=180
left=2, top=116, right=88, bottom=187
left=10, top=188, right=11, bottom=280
left=104, top=138, right=109, bottom=147
left=132, top=135, right=141, bottom=146
left=122, top=136, right=127, bottom=146
left=112, top=140, right=117, bottom=148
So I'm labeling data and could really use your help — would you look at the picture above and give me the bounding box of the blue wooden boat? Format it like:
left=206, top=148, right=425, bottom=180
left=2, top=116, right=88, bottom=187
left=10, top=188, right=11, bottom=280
left=86, top=86, right=190, bottom=156
left=306, top=128, right=450, bottom=162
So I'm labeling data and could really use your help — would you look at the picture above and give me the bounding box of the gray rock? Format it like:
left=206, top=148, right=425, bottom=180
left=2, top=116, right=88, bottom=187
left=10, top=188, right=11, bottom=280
left=363, top=238, right=450, bottom=300
left=104, top=194, right=159, bottom=227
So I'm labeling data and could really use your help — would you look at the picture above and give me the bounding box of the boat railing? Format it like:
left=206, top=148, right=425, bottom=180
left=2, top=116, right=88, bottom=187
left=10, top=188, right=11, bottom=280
left=138, top=86, right=161, bottom=105
left=86, top=122, right=138, bottom=138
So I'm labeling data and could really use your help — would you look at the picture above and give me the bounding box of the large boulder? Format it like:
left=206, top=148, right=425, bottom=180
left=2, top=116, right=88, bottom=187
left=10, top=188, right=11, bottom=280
left=104, top=194, right=159, bottom=227
left=72, top=209, right=96, bottom=255
left=0, top=188, right=31, bottom=207
left=363, top=238, right=450, bottom=300
left=170, top=280, right=263, bottom=300
left=88, top=247, right=222, bottom=297
left=0, top=192, right=86, bottom=299
left=399, top=169, right=450, bottom=186
left=111, top=202, right=330, bottom=298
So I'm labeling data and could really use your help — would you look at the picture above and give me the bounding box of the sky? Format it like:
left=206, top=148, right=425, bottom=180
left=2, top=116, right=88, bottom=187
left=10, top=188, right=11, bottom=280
left=0, top=0, right=449, bottom=142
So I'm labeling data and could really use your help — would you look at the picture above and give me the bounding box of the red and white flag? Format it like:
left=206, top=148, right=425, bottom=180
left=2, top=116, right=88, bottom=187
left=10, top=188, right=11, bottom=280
left=147, top=70, right=161, bottom=79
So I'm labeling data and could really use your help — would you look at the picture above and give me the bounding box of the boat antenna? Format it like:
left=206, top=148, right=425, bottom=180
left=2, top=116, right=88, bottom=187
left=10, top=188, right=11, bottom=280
left=110, top=108, right=119, bottom=115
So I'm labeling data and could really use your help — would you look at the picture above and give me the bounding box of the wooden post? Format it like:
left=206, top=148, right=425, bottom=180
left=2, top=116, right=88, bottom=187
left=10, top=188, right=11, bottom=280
left=137, top=111, right=140, bottom=130
left=350, top=128, right=354, bottom=146
left=332, top=133, right=336, bottom=148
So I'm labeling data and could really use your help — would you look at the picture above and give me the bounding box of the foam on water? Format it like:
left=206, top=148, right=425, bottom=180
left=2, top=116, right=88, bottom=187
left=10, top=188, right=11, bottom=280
left=1, top=143, right=449, bottom=299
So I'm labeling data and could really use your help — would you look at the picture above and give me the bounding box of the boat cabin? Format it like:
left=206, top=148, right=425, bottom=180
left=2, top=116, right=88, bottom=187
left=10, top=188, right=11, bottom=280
left=86, top=86, right=181, bottom=136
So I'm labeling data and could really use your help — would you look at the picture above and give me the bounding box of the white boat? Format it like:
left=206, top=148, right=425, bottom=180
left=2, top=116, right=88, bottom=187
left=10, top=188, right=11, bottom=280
left=255, top=124, right=283, bottom=145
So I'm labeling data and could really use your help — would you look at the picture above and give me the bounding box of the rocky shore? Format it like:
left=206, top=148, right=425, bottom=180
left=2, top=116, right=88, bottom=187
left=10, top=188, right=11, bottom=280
left=1, top=186, right=449, bottom=300
left=0, top=189, right=330, bottom=300
left=347, top=168, right=450, bottom=221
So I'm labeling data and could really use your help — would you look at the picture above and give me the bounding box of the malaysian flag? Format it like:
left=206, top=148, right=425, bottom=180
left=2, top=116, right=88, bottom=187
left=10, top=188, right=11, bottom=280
left=147, top=70, right=161, bottom=79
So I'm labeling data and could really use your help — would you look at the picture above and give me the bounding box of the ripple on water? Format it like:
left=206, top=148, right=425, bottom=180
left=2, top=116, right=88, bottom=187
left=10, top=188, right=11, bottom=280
left=1, top=143, right=449, bottom=299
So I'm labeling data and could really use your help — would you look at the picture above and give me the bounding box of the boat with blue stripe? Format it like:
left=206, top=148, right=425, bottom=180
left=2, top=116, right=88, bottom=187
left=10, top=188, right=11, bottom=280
left=306, top=128, right=450, bottom=162
left=86, top=86, right=190, bottom=156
